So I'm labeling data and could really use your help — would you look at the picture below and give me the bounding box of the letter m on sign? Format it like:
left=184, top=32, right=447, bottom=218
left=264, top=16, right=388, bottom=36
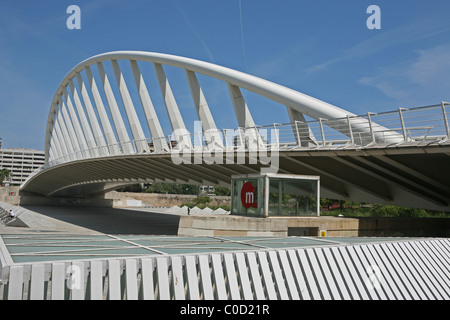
left=245, top=192, right=254, bottom=204
left=241, top=182, right=257, bottom=208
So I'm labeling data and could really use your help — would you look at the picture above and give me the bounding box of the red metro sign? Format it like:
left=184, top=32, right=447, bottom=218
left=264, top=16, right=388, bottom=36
left=241, top=182, right=257, bottom=209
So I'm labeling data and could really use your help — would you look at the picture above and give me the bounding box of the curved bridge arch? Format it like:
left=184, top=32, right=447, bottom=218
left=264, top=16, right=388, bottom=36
left=42, top=50, right=379, bottom=165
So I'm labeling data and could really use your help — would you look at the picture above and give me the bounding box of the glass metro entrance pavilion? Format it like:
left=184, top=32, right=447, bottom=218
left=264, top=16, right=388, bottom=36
left=231, top=174, right=320, bottom=217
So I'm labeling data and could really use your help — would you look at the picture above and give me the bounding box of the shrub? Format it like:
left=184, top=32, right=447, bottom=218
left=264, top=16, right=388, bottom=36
left=192, top=196, right=211, bottom=205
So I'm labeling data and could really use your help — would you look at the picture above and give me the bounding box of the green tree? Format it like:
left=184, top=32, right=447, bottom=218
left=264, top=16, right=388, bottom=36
left=214, top=186, right=231, bottom=196
left=143, top=183, right=198, bottom=195
left=0, top=169, right=11, bottom=185
left=193, top=196, right=211, bottom=205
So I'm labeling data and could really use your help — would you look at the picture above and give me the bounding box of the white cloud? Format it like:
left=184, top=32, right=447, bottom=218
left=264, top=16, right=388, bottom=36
left=359, top=45, right=450, bottom=106
left=307, top=18, right=450, bottom=74
left=407, top=45, right=450, bottom=86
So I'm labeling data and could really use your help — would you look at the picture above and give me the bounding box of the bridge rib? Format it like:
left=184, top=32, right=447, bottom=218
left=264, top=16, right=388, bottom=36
left=118, top=158, right=186, bottom=184
left=111, top=60, right=149, bottom=154
left=60, top=98, right=81, bottom=160
left=374, top=155, right=450, bottom=195
left=280, top=154, right=392, bottom=202
left=227, top=83, right=260, bottom=150
left=130, top=60, right=168, bottom=153
left=53, top=114, right=70, bottom=159
left=49, top=112, right=65, bottom=161
left=68, top=80, right=98, bottom=157
left=142, top=158, right=203, bottom=185
left=286, top=106, right=318, bottom=147
left=75, top=72, right=108, bottom=154
left=63, top=86, right=90, bottom=158
left=337, top=156, right=449, bottom=207
left=96, top=61, right=132, bottom=153
left=85, top=66, right=119, bottom=150
left=157, top=157, right=221, bottom=186
left=185, top=70, right=223, bottom=149
left=154, top=62, right=190, bottom=148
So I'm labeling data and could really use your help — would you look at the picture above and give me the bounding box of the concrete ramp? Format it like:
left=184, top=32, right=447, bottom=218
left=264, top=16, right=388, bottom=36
left=0, top=202, right=29, bottom=228
left=0, top=202, right=97, bottom=232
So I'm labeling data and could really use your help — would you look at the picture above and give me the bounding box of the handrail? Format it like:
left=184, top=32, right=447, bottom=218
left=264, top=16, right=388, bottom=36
left=21, top=102, right=450, bottom=189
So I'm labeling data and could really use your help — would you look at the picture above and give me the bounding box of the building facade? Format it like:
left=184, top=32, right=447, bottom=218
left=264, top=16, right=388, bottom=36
left=0, top=148, right=45, bottom=186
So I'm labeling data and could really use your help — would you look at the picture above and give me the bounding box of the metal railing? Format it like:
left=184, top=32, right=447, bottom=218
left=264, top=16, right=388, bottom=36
left=22, top=102, right=450, bottom=186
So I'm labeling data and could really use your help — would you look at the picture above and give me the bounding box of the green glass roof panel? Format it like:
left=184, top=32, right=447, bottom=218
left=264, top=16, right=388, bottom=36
left=1, top=234, right=435, bottom=266
left=7, top=245, right=131, bottom=254
left=323, top=237, right=416, bottom=244
left=119, top=235, right=216, bottom=242
left=157, top=247, right=243, bottom=255
left=216, top=236, right=278, bottom=242
left=2, top=235, right=112, bottom=241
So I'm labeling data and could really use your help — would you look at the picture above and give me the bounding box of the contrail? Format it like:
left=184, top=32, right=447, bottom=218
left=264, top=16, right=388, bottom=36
left=170, top=0, right=215, bottom=63
left=239, top=0, right=249, bottom=72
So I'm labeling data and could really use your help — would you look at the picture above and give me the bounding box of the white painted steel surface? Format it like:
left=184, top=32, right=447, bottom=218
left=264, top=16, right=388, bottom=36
left=1, top=238, right=448, bottom=300
left=41, top=51, right=424, bottom=168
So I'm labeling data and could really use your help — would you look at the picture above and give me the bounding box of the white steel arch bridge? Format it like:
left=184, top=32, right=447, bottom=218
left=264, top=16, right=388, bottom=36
left=21, top=51, right=450, bottom=212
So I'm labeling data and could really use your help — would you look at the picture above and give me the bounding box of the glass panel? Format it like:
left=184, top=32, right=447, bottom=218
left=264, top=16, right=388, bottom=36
left=268, top=178, right=318, bottom=216
left=231, top=179, right=242, bottom=215
left=268, top=179, right=281, bottom=215
left=231, top=177, right=265, bottom=216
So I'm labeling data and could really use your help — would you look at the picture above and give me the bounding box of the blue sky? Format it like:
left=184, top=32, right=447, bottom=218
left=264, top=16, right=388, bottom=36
left=1, top=0, right=450, bottom=150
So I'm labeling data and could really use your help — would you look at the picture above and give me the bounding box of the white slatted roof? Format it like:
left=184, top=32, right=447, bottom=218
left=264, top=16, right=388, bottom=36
left=0, top=235, right=448, bottom=300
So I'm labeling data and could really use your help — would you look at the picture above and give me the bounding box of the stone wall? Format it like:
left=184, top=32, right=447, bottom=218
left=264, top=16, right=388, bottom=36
left=0, top=188, right=231, bottom=208
left=0, top=186, right=20, bottom=205
left=178, top=215, right=288, bottom=237
left=178, top=215, right=450, bottom=237
left=105, top=191, right=231, bottom=208
left=286, top=216, right=450, bottom=237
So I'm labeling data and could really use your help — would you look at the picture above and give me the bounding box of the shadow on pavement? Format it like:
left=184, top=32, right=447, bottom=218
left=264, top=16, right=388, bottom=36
left=22, top=206, right=181, bottom=235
